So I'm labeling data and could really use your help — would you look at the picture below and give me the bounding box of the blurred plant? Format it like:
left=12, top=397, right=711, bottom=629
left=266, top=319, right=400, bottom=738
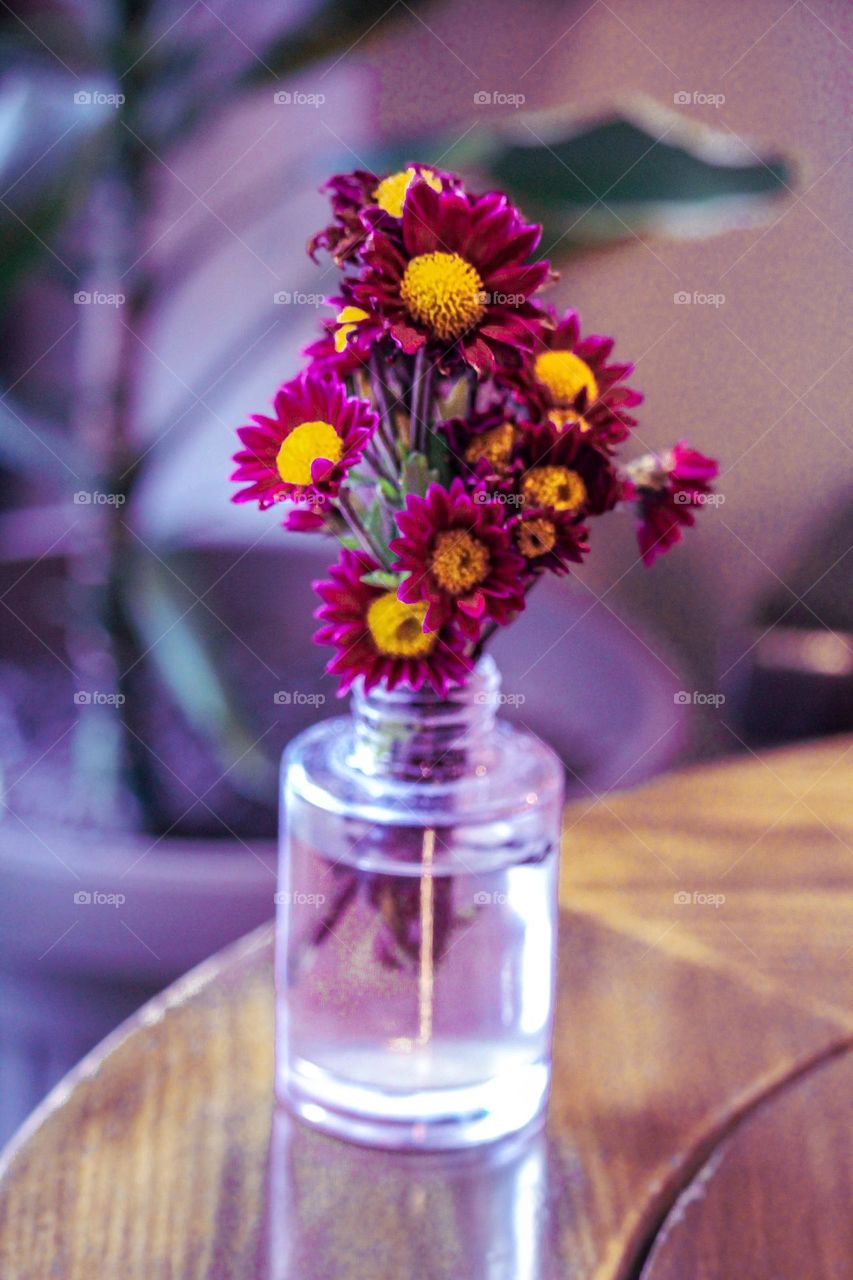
left=0, top=0, right=792, bottom=834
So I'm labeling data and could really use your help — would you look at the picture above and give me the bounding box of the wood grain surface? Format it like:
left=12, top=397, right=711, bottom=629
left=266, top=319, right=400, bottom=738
left=640, top=1051, right=853, bottom=1280
left=0, top=736, right=851, bottom=1279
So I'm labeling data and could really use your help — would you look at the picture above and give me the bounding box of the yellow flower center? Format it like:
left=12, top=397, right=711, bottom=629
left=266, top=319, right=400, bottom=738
left=366, top=592, right=435, bottom=657
left=430, top=529, right=490, bottom=595
left=517, top=517, right=557, bottom=558
left=373, top=167, right=442, bottom=218
left=334, top=305, right=369, bottom=354
left=549, top=406, right=592, bottom=433
left=400, top=252, right=486, bottom=342
left=534, top=350, right=598, bottom=406
left=522, top=466, right=586, bottom=511
left=276, top=420, right=342, bottom=486
left=464, top=422, right=517, bottom=474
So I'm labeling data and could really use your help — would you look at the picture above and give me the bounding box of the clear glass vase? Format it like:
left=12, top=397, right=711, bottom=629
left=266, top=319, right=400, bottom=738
left=275, top=656, right=563, bottom=1150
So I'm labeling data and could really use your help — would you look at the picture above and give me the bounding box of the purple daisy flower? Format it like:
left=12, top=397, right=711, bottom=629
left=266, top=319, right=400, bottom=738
left=313, top=548, right=471, bottom=696
left=625, top=441, right=719, bottom=565
left=505, top=307, right=643, bottom=448
left=231, top=370, right=376, bottom=511
left=308, top=165, right=457, bottom=266
left=515, top=421, right=623, bottom=518
left=390, top=478, right=526, bottom=640
left=354, top=182, right=553, bottom=375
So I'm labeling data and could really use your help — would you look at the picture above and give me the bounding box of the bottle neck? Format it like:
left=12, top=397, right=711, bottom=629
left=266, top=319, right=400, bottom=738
left=348, top=656, right=501, bottom=781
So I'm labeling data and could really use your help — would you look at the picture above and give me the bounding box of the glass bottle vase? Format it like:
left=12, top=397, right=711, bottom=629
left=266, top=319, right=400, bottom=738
left=275, top=656, right=563, bottom=1150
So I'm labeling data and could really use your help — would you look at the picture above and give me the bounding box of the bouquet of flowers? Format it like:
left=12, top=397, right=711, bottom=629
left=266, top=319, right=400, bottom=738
left=232, top=163, right=719, bottom=696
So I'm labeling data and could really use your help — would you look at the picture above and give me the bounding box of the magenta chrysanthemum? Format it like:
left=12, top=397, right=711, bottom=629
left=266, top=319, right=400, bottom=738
left=390, top=478, right=526, bottom=640
left=506, top=308, right=643, bottom=448
left=354, top=182, right=552, bottom=374
left=439, top=408, right=521, bottom=490
left=513, top=507, right=590, bottom=576
left=231, top=371, right=376, bottom=511
left=308, top=165, right=458, bottom=266
left=626, top=441, right=719, bottom=565
left=232, top=162, right=721, bottom=700
left=313, top=548, right=471, bottom=696
left=515, top=422, right=622, bottom=518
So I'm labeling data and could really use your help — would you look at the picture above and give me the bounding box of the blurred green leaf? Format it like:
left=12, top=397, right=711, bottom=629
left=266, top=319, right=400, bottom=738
left=400, top=450, right=437, bottom=498
left=124, top=556, right=277, bottom=802
left=361, top=569, right=403, bottom=590
left=0, top=70, right=113, bottom=300
left=374, top=96, right=794, bottom=253
left=362, top=495, right=394, bottom=566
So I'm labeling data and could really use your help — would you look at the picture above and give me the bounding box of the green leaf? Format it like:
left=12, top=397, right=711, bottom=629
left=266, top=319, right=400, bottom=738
left=349, top=470, right=400, bottom=503
left=0, top=71, right=113, bottom=301
left=400, top=450, right=437, bottom=498
left=362, top=496, right=394, bottom=567
left=486, top=100, right=792, bottom=249
left=371, top=96, right=794, bottom=253
left=360, top=569, right=403, bottom=591
left=124, top=557, right=277, bottom=802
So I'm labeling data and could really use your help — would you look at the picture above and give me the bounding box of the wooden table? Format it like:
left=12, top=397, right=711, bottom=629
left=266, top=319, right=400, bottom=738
left=1, top=737, right=851, bottom=1279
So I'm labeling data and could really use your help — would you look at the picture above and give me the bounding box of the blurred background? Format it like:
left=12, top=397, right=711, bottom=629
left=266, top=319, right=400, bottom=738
left=0, top=0, right=850, bottom=1142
